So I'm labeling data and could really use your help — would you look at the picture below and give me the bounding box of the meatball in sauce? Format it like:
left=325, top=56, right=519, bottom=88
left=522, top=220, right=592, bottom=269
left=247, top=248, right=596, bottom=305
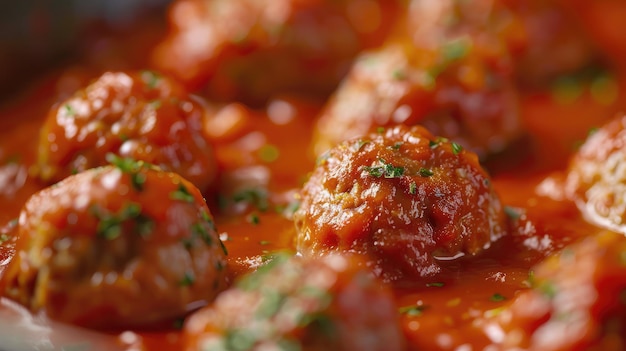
left=1, top=161, right=228, bottom=328
left=184, top=253, right=405, bottom=351
left=151, top=0, right=404, bottom=104
left=37, top=71, right=218, bottom=193
left=295, top=125, right=507, bottom=282
left=492, top=231, right=626, bottom=350
left=565, top=114, right=626, bottom=234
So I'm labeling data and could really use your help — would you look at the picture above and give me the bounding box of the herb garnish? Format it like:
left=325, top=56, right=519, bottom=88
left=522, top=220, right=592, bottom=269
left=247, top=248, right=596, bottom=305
left=105, top=153, right=147, bottom=192
left=92, top=202, right=154, bottom=240
left=170, top=183, right=195, bottom=203
left=418, top=168, right=434, bottom=177
left=490, top=293, right=506, bottom=302
left=364, top=159, right=405, bottom=178
left=399, top=305, right=428, bottom=317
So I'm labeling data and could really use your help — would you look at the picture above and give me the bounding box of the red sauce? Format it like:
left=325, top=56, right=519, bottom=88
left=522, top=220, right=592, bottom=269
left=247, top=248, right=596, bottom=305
left=1, top=2, right=626, bottom=350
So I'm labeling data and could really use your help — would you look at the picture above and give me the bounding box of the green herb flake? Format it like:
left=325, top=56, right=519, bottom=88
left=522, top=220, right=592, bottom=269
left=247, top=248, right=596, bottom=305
left=409, top=181, right=417, bottom=195
left=92, top=202, right=152, bottom=240
left=538, top=280, right=558, bottom=300
left=105, top=153, right=147, bottom=192
left=148, top=99, right=162, bottom=110
left=170, top=183, right=195, bottom=203
left=258, top=144, right=279, bottom=163
left=259, top=240, right=271, bottom=246
left=426, top=282, right=445, bottom=288
left=354, top=139, right=370, bottom=152
left=391, top=142, right=403, bottom=150
left=63, top=104, right=76, bottom=117
left=247, top=213, right=260, bottom=225
left=490, top=293, right=506, bottom=302
left=233, top=188, right=269, bottom=212
left=392, top=69, right=407, bottom=80
left=0, top=234, right=9, bottom=243
left=141, top=70, right=161, bottom=89
left=504, top=206, right=522, bottom=221
left=179, top=272, right=195, bottom=287
left=399, top=305, right=427, bottom=317
left=451, top=142, right=463, bottom=155
left=441, top=37, right=472, bottom=63
left=376, top=127, right=386, bottom=134
left=364, top=159, right=405, bottom=179
left=418, top=168, right=434, bottom=177
left=192, top=222, right=213, bottom=246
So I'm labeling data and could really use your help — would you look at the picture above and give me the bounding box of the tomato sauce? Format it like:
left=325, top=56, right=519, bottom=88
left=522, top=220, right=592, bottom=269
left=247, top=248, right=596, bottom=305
left=1, top=2, right=626, bottom=350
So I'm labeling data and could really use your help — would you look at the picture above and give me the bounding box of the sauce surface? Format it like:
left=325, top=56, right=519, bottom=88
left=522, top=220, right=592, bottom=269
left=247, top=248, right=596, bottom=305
left=1, top=2, right=626, bottom=350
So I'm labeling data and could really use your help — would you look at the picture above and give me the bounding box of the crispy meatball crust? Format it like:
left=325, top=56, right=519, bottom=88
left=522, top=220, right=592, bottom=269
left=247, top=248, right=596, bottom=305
left=184, top=253, right=405, bottom=351
left=1, top=163, right=228, bottom=328
left=565, top=114, right=626, bottom=233
left=495, top=231, right=626, bottom=350
left=296, top=125, right=507, bottom=282
left=37, top=71, right=217, bottom=192
left=151, top=0, right=403, bottom=104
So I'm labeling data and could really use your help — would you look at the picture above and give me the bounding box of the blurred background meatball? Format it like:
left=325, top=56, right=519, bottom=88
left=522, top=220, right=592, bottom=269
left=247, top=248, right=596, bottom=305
left=494, top=231, right=626, bottom=350
left=1, top=162, right=228, bottom=328
left=151, top=0, right=404, bottom=104
left=564, top=114, right=626, bottom=234
left=314, top=0, right=524, bottom=158
left=37, top=70, right=218, bottom=192
left=295, top=125, right=508, bottom=282
left=184, top=253, right=405, bottom=351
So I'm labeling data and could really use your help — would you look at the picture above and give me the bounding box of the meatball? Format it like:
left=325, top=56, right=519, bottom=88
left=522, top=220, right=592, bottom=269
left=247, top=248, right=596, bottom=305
left=494, top=231, right=626, bottom=350
left=1, top=161, right=228, bottom=328
left=37, top=71, right=217, bottom=192
left=313, top=15, right=522, bottom=158
left=183, top=253, right=405, bottom=351
left=296, top=125, right=508, bottom=282
left=565, top=114, right=626, bottom=234
left=151, top=0, right=403, bottom=104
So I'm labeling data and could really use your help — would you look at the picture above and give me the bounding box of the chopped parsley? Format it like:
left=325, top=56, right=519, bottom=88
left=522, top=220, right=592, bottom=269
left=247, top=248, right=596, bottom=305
left=441, top=37, right=472, bottom=63
left=247, top=213, right=260, bottom=225
left=391, top=142, right=403, bottom=150
left=233, top=188, right=270, bottom=212
left=170, top=183, right=195, bottom=203
left=64, top=104, right=76, bottom=117
left=490, top=293, right=506, bottom=302
left=426, top=282, right=445, bottom=288
left=451, top=142, right=463, bottom=155
left=418, top=168, right=434, bottom=177
left=376, top=127, right=386, bottom=134
left=179, top=272, right=196, bottom=287
left=364, top=159, right=405, bottom=178
left=399, top=305, right=427, bottom=317
left=141, top=70, right=161, bottom=89
left=148, top=99, right=162, bottom=110
left=504, top=206, right=522, bottom=221
left=92, top=202, right=154, bottom=240
left=105, top=153, right=147, bottom=192
left=258, top=144, right=279, bottom=163
left=191, top=222, right=213, bottom=246
left=409, top=181, right=417, bottom=195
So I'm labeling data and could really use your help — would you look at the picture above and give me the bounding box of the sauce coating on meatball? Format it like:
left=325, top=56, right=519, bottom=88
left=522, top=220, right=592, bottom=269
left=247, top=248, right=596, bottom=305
left=37, top=71, right=217, bottom=192
left=1, top=161, right=228, bottom=328
left=493, top=231, right=626, bottom=350
left=565, top=114, right=626, bottom=234
left=184, top=253, right=405, bottom=351
left=295, top=125, right=507, bottom=282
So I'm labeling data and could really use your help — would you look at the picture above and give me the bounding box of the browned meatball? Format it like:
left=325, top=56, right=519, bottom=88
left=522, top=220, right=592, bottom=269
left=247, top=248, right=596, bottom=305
left=37, top=71, right=218, bottom=192
left=151, top=0, right=404, bottom=104
left=1, top=161, right=228, bottom=328
left=565, top=114, right=626, bottom=233
left=183, top=253, right=405, bottom=351
left=295, top=125, right=508, bottom=282
left=313, top=15, right=522, bottom=158
left=494, top=231, right=626, bottom=350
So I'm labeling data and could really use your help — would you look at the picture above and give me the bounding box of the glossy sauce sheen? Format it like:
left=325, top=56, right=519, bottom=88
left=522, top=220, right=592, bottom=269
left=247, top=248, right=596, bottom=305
left=0, top=2, right=626, bottom=351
